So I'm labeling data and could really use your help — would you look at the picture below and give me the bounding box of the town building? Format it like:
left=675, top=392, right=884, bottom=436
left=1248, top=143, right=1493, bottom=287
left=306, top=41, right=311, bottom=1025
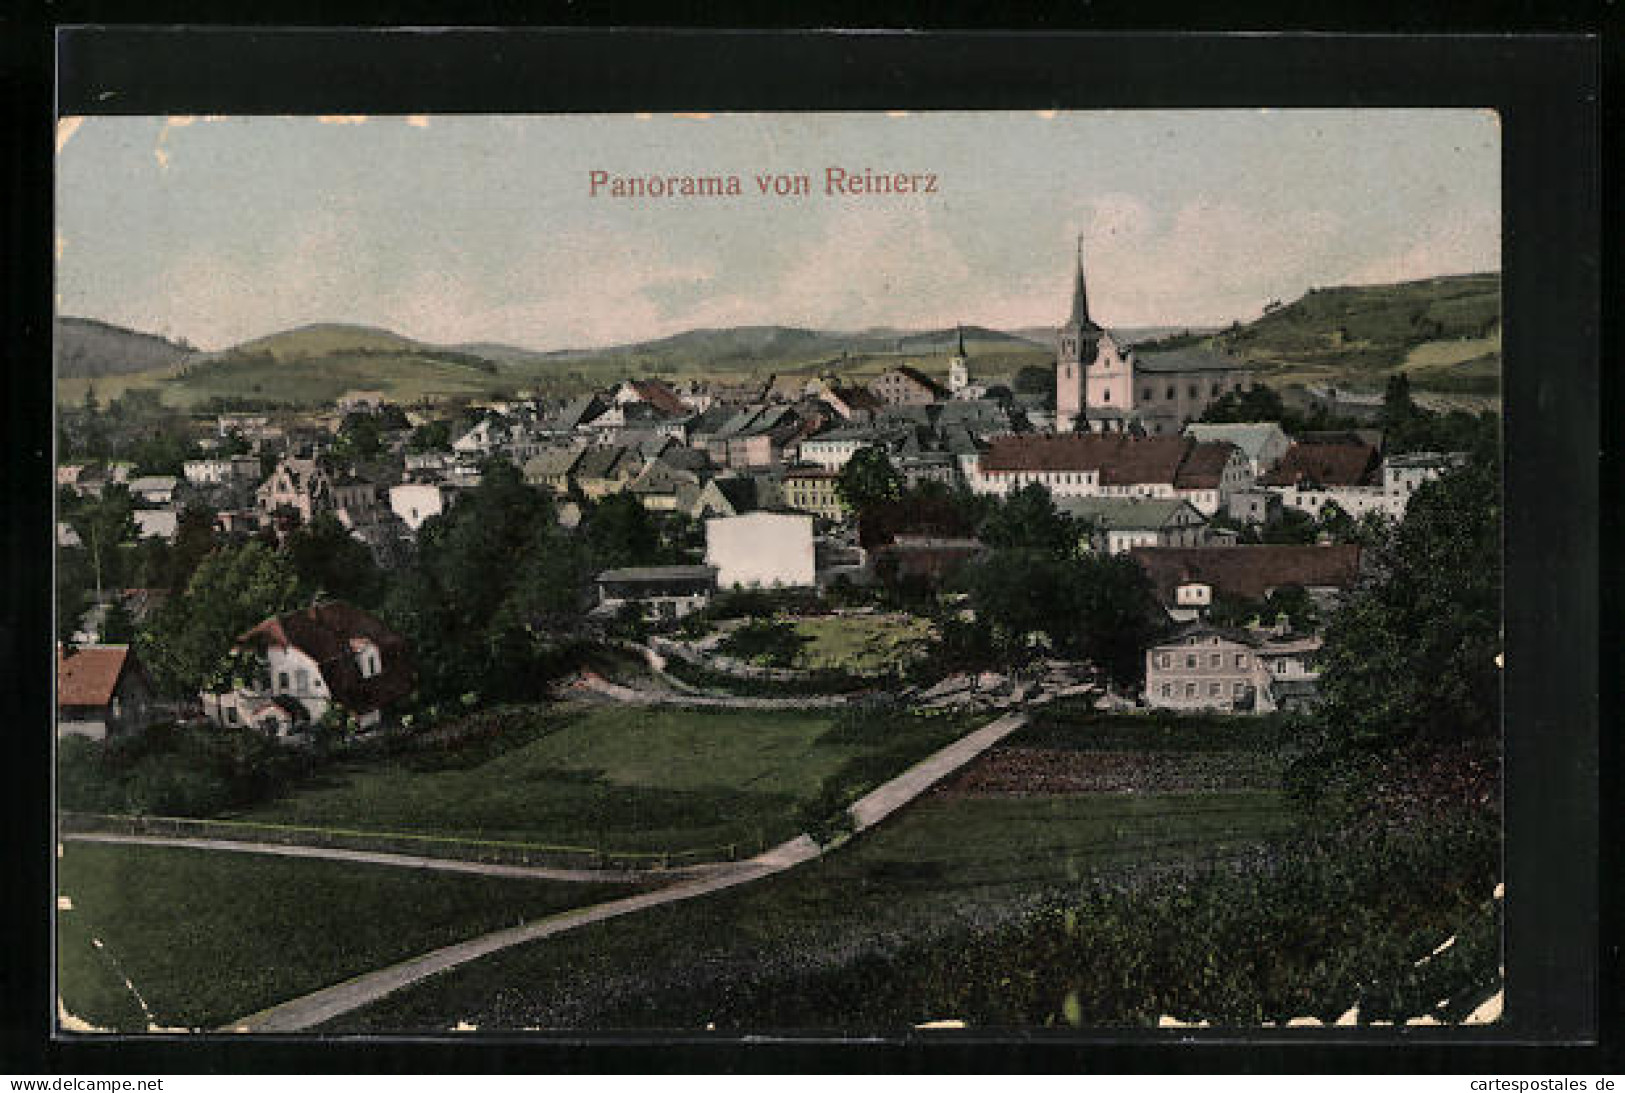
left=969, top=434, right=1251, bottom=516
left=1055, top=497, right=1210, bottom=555
left=203, top=601, right=415, bottom=736
left=257, top=457, right=334, bottom=525
left=1144, top=623, right=1323, bottom=714
left=57, top=644, right=157, bottom=739
left=869, top=365, right=948, bottom=407
left=1182, top=422, right=1293, bottom=477
left=705, top=511, right=816, bottom=589
left=593, top=564, right=717, bottom=622
left=183, top=456, right=263, bottom=486
left=780, top=465, right=848, bottom=522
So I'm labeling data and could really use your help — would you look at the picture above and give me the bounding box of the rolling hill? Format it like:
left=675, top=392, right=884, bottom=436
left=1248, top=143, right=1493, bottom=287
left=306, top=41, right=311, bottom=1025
left=56, top=317, right=197, bottom=378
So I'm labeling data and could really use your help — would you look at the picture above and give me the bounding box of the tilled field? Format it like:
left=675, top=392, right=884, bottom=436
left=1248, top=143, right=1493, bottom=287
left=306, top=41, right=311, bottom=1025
left=936, top=746, right=1283, bottom=796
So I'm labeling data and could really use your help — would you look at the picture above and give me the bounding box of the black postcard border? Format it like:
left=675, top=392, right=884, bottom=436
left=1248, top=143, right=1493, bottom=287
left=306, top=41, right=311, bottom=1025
left=3, top=23, right=1611, bottom=1074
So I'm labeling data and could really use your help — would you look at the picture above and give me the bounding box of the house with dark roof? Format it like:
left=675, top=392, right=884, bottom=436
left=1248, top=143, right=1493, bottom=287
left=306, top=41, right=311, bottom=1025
left=1260, top=440, right=1390, bottom=519
left=593, top=564, right=717, bottom=622
left=1055, top=497, right=1210, bottom=555
left=1128, top=544, right=1363, bottom=623
left=204, top=601, right=415, bottom=736
left=57, top=644, right=156, bottom=739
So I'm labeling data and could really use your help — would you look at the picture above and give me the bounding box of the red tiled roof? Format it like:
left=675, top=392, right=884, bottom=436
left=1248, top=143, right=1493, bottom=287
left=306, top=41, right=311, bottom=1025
left=630, top=379, right=688, bottom=416
left=981, top=434, right=1212, bottom=487
left=1261, top=442, right=1381, bottom=488
left=237, top=601, right=415, bottom=715
left=1129, top=544, right=1363, bottom=605
left=57, top=645, right=140, bottom=708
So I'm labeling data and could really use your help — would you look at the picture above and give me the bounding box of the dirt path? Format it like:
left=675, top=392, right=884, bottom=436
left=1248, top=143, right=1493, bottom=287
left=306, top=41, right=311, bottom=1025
left=62, top=833, right=705, bottom=884
left=572, top=672, right=853, bottom=708
left=216, top=711, right=1029, bottom=1033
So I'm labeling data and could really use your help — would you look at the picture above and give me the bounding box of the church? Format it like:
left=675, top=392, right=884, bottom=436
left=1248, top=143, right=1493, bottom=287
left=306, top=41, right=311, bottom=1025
left=1055, top=240, right=1255, bottom=435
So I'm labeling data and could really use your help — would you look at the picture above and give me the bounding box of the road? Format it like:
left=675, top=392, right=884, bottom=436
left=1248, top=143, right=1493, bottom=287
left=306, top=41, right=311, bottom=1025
left=215, top=710, right=1030, bottom=1032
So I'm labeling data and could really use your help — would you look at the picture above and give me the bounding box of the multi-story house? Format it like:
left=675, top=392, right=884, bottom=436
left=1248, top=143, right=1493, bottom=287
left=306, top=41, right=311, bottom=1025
left=1144, top=623, right=1323, bottom=714
left=780, top=465, right=848, bottom=522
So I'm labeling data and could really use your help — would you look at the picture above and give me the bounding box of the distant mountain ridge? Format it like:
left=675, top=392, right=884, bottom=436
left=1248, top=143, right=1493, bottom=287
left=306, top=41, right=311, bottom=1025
left=56, top=317, right=196, bottom=378
left=60, top=270, right=1499, bottom=407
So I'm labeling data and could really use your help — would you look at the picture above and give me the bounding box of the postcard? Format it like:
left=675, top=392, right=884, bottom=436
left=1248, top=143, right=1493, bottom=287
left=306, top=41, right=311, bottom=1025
left=52, top=108, right=1506, bottom=1036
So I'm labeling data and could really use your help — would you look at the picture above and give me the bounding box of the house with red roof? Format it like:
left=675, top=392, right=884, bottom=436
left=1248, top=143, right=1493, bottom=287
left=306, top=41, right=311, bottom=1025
left=57, top=644, right=156, bottom=739
left=1128, top=544, right=1364, bottom=623
left=968, top=434, right=1252, bottom=516
left=203, top=601, right=415, bottom=737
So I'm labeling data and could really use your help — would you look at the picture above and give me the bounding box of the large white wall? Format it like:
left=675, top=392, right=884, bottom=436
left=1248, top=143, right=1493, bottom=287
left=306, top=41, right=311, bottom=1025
left=704, top=512, right=816, bottom=589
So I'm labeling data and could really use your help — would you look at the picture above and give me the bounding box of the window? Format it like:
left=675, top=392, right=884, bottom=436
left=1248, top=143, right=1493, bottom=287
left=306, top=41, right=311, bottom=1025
left=1166, top=386, right=1175, bottom=400
left=226, top=707, right=239, bottom=724
left=1188, top=385, right=1199, bottom=399
left=294, top=669, right=308, bottom=693
left=1186, top=654, right=1197, bottom=669
left=1211, top=383, right=1221, bottom=397
left=1235, top=653, right=1247, bottom=668
left=1102, top=388, right=1111, bottom=403
left=1209, top=682, right=1221, bottom=697
left=1185, top=682, right=1196, bottom=697
left=277, top=672, right=289, bottom=691
left=1233, top=682, right=1246, bottom=696
left=1142, top=388, right=1152, bottom=401
left=1161, top=683, right=1171, bottom=698
left=1209, top=653, right=1221, bottom=668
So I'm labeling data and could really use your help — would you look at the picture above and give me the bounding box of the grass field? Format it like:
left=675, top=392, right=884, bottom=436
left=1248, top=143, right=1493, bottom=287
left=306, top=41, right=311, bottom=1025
left=234, top=702, right=979, bottom=859
left=56, top=842, right=633, bottom=1031
left=792, top=614, right=935, bottom=674
left=321, top=787, right=1304, bottom=1031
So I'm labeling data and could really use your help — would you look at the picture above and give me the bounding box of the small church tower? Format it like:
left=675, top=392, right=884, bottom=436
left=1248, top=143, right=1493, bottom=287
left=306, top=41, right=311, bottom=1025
left=1055, top=238, right=1102, bottom=432
left=947, top=324, right=970, bottom=395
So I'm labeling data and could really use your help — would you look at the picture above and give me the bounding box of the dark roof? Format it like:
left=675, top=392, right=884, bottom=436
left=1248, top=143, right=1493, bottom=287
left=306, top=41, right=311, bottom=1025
left=237, top=602, right=415, bottom=715
left=596, top=564, right=717, bottom=584
left=58, top=645, right=143, bottom=708
left=1261, top=442, right=1381, bottom=487
left=1129, top=545, right=1363, bottom=605
left=1173, top=441, right=1240, bottom=489
left=1134, top=348, right=1251, bottom=375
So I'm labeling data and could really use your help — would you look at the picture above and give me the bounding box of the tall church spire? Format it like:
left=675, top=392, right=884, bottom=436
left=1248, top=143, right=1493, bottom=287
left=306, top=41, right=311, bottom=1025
left=1070, top=235, right=1098, bottom=330
left=955, top=323, right=966, bottom=356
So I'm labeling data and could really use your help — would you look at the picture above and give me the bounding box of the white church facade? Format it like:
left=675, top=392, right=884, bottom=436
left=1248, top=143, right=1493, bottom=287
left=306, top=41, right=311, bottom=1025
left=1055, top=240, right=1256, bottom=435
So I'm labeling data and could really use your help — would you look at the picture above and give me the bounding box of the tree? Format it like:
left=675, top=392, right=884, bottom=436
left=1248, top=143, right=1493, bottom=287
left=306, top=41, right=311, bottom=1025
left=408, top=420, right=453, bottom=453
left=979, top=483, right=1079, bottom=560
left=382, top=458, right=587, bottom=703
left=138, top=540, right=303, bottom=698
left=66, top=484, right=138, bottom=597
left=1200, top=383, right=1287, bottom=425
left=1312, top=457, right=1501, bottom=749
left=836, top=446, right=904, bottom=514
left=580, top=492, right=663, bottom=571
left=333, top=413, right=384, bottom=460
left=284, top=512, right=383, bottom=607
left=1013, top=364, right=1055, bottom=397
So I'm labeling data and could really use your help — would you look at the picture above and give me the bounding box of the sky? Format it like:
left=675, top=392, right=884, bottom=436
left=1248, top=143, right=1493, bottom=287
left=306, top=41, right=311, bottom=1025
left=55, top=110, right=1500, bottom=352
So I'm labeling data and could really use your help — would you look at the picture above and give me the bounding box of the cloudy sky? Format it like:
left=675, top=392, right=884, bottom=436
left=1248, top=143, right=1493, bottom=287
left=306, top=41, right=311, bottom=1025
left=56, top=110, right=1499, bottom=351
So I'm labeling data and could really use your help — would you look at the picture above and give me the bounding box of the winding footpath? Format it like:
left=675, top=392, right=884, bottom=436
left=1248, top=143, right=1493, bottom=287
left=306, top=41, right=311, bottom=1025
left=214, top=709, right=1030, bottom=1033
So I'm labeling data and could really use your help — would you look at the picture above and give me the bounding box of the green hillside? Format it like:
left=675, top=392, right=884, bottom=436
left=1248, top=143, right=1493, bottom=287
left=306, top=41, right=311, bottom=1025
left=1212, top=273, right=1501, bottom=397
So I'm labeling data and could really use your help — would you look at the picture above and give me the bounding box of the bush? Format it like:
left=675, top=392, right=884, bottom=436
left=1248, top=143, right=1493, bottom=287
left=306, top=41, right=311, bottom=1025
left=717, top=618, right=806, bottom=669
